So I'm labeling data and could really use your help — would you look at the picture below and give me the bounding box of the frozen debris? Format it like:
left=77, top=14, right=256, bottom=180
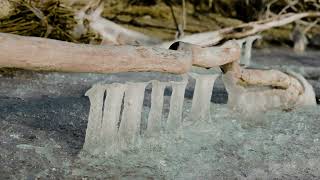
left=220, top=56, right=317, bottom=113
left=235, top=35, right=261, bottom=67
left=83, top=75, right=192, bottom=155
left=222, top=71, right=289, bottom=113
left=83, top=65, right=315, bottom=156
left=145, top=81, right=167, bottom=137
left=189, top=73, right=220, bottom=122
left=222, top=69, right=316, bottom=114
left=285, top=70, right=317, bottom=106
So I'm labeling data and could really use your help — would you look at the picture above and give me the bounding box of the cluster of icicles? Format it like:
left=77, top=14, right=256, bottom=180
left=83, top=73, right=220, bottom=155
left=83, top=35, right=261, bottom=155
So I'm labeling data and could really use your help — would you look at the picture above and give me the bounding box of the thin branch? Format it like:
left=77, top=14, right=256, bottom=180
left=303, top=19, right=319, bottom=33
left=279, top=0, right=299, bottom=15
left=160, top=12, right=320, bottom=48
left=165, top=1, right=183, bottom=39
left=265, top=0, right=278, bottom=18
left=181, top=0, right=186, bottom=36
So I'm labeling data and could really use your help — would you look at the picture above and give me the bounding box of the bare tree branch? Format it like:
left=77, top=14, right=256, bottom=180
left=160, top=12, right=320, bottom=48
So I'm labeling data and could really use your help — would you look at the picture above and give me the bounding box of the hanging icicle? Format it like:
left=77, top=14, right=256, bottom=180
left=118, top=82, right=148, bottom=149
left=189, top=73, right=220, bottom=122
left=83, top=84, right=106, bottom=153
left=166, top=76, right=188, bottom=132
left=146, top=80, right=167, bottom=136
left=99, top=83, right=126, bottom=153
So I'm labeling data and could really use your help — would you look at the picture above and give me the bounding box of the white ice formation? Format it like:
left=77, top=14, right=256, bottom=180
left=236, top=35, right=261, bottom=67
left=83, top=73, right=220, bottom=155
left=189, top=73, right=220, bottom=122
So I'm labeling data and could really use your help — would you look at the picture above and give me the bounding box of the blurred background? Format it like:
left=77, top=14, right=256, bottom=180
left=1, top=0, right=320, bottom=49
left=1, top=2, right=320, bottom=179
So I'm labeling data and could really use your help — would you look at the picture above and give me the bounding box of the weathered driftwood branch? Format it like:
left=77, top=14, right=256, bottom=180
left=73, top=0, right=160, bottom=46
left=0, top=33, right=240, bottom=74
left=160, top=12, right=320, bottom=48
left=74, top=0, right=320, bottom=49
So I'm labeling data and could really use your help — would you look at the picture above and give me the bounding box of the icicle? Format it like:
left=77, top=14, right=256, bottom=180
left=118, top=82, right=147, bottom=148
left=83, top=84, right=106, bottom=152
left=166, top=76, right=188, bottom=131
left=235, top=39, right=246, bottom=65
left=145, top=81, right=166, bottom=136
left=189, top=73, right=219, bottom=122
left=235, top=39, right=246, bottom=50
left=241, top=35, right=261, bottom=67
left=99, top=83, right=126, bottom=153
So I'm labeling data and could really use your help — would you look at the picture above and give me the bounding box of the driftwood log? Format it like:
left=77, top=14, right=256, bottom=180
left=0, top=32, right=315, bottom=111
left=0, top=33, right=240, bottom=74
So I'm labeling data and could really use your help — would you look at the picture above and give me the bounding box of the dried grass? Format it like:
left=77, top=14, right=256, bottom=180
left=0, top=0, right=95, bottom=43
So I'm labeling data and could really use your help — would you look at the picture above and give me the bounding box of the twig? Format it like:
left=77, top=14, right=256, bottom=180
left=160, top=12, right=320, bottom=48
left=181, top=0, right=186, bottom=36
left=303, top=19, right=319, bottom=33
left=279, top=0, right=299, bottom=15
left=265, top=0, right=278, bottom=18
left=297, top=19, right=320, bottom=28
